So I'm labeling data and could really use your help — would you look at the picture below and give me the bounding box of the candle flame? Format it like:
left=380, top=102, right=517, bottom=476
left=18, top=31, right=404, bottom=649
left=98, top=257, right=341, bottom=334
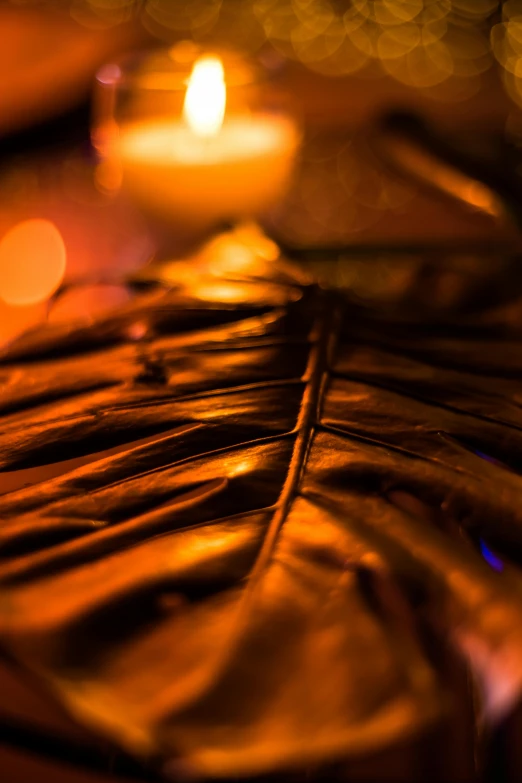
left=183, top=55, right=226, bottom=138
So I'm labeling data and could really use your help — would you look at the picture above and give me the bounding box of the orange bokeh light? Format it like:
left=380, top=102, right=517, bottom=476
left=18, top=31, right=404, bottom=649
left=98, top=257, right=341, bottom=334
left=0, top=219, right=66, bottom=306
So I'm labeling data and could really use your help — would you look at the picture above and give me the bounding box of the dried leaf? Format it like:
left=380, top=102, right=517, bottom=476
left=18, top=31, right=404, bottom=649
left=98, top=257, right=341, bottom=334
left=1, top=231, right=522, bottom=780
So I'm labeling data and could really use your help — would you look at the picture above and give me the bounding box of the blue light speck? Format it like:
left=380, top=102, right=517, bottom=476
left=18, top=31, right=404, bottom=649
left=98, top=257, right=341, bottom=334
left=479, top=540, right=504, bottom=572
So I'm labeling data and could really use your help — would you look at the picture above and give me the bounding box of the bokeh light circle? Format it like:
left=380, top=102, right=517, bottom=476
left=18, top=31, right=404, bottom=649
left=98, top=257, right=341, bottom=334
left=0, top=219, right=66, bottom=306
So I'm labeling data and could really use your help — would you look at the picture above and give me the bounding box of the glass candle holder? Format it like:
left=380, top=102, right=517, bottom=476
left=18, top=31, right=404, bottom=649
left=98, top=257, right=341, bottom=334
left=92, top=43, right=301, bottom=245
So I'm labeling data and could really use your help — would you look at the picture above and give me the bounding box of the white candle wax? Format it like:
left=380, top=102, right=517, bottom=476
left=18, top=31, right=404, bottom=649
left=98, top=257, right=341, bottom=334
left=117, top=115, right=299, bottom=231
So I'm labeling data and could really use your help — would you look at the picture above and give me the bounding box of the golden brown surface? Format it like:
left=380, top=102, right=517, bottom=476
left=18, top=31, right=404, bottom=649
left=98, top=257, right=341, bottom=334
left=0, top=227, right=522, bottom=780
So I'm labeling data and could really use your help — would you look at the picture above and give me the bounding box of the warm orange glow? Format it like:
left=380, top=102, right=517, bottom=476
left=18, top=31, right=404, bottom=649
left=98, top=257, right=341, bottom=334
left=48, top=284, right=131, bottom=323
left=0, top=219, right=66, bottom=306
left=95, top=159, right=123, bottom=193
left=183, top=55, right=226, bottom=138
left=0, top=299, right=47, bottom=345
left=383, top=139, right=502, bottom=218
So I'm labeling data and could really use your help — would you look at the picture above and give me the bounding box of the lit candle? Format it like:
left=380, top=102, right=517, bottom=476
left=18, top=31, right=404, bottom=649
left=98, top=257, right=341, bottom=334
left=115, top=55, right=299, bottom=234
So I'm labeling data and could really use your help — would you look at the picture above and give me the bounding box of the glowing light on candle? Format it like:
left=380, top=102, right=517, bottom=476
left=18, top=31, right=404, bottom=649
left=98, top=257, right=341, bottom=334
left=183, top=55, right=226, bottom=138
left=117, top=52, right=299, bottom=231
left=0, top=219, right=66, bottom=306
